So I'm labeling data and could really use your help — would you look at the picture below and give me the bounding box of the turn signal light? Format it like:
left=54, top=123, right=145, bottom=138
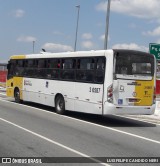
left=107, top=84, right=113, bottom=103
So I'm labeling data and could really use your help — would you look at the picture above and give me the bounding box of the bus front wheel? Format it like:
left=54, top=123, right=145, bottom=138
left=55, top=95, right=65, bottom=114
left=14, top=89, right=22, bottom=103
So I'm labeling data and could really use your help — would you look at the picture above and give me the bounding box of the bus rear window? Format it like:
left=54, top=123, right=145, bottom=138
left=115, top=51, right=154, bottom=80
left=132, top=63, right=151, bottom=75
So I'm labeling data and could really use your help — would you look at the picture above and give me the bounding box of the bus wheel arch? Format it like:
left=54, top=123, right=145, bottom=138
left=14, top=87, right=22, bottom=103
left=55, top=94, right=65, bottom=114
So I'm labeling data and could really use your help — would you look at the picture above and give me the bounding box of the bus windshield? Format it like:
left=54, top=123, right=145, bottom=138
left=114, top=50, right=154, bottom=80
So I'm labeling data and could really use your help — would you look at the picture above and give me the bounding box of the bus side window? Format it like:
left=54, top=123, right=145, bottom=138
left=14, top=60, right=24, bottom=76
left=25, top=60, right=37, bottom=77
left=18, top=60, right=25, bottom=76
left=76, top=58, right=94, bottom=82
left=38, top=59, right=45, bottom=68
left=37, top=59, right=46, bottom=78
left=49, top=59, right=60, bottom=69
left=77, top=59, right=80, bottom=69
left=61, top=59, right=75, bottom=80
left=23, top=60, right=27, bottom=76
left=46, top=59, right=60, bottom=79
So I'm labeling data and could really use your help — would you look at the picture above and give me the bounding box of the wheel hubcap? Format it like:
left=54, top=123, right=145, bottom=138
left=15, top=91, right=19, bottom=99
left=57, top=99, right=63, bottom=111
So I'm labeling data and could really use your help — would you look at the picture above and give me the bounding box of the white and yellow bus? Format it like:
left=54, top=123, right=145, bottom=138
left=7, top=49, right=156, bottom=115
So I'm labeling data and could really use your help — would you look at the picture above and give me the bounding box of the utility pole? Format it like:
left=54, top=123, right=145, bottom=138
left=74, top=5, right=80, bottom=52
left=33, top=41, right=35, bottom=53
left=104, top=0, right=111, bottom=50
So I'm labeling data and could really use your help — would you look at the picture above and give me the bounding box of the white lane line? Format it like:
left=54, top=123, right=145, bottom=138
left=0, top=117, right=109, bottom=166
left=0, top=99, right=160, bottom=145
left=0, top=93, right=6, bottom=96
left=62, top=116, right=160, bottom=144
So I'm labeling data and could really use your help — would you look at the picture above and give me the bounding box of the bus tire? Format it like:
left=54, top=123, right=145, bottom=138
left=55, top=95, right=65, bottom=114
left=14, top=88, right=22, bottom=103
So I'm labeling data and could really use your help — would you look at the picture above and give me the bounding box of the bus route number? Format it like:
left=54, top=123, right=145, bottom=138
left=89, top=87, right=100, bottom=93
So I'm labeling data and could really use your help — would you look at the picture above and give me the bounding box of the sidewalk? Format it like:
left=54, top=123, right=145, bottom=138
left=125, top=114, right=160, bottom=124
left=121, top=100, right=160, bottom=124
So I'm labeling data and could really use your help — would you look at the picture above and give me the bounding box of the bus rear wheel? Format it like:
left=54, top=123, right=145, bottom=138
left=14, top=89, right=22, bottom=103
left=55, top=95, right=65, bottom=114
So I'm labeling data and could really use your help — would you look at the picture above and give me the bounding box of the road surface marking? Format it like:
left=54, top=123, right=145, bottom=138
left=0, top=99, right=160, bottom=144
left=0, top=117, right=109, bottom=166
left=0, top=92, right=6, bottom=96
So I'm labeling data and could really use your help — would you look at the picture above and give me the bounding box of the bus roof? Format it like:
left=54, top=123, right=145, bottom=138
left=10, top=49, right=153, bottom=60
left=10, top=50, right=113, bottom=60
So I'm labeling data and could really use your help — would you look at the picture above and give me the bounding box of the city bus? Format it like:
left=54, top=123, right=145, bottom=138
left=6, top=49, right=156, bottom=115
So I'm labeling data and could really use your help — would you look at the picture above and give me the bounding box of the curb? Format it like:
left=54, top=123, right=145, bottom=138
left=155, top=101, right=160, bottom=116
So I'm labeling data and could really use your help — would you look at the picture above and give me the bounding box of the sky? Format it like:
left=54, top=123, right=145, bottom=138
left=0, top=0, right=160, bottom=62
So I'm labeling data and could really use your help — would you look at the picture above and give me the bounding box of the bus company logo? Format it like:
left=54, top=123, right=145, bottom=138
left=24, top=80, right=32, bottom=86
left=132, top=92, right=137, bottom=97
left=127, top=82, right=141, bottom=86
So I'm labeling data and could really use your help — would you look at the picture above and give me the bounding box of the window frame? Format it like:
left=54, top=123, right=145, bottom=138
left=7, top=56, right=106, bottom=84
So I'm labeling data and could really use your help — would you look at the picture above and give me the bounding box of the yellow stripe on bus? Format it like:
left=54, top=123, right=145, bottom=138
left=6, top=77, right=23, bottom=100
left=135, top=80, right=154, bottom=106
left=10, top=55, right=26, bottom=59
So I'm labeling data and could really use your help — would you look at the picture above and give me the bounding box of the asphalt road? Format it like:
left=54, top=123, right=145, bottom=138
left=0, top=93, right=160, bottom=166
